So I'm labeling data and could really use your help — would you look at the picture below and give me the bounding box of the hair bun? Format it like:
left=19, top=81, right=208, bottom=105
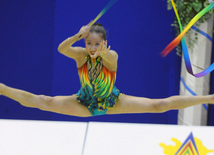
left=93, top=23, right=103, bottom=27
left=89, top=23, right=106, bottom=40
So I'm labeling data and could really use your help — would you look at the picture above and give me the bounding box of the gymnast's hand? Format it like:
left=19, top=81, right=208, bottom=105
left=78, top=21, right=93, bottom=40
left=90, top=40, right=110, bottom=59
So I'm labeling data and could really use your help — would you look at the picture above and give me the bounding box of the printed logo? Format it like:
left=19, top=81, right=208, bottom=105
left=159, top=132, right=214, bottom=155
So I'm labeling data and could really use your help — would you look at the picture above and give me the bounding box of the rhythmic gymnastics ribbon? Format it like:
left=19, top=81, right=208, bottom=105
left=161, top=0, right=214, bottom=78
left=89, top=0, right=118, bottom=26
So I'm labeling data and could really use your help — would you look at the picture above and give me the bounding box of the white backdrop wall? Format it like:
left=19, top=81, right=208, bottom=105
left=179, top=15, right=214, bottom=126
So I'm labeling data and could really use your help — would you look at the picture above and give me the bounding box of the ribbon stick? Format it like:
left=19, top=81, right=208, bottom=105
left=161, top=0, right=214, bottom=77
left=78, top=0, right=118, bottom=38
left=89, top=0, right=118, bottom=27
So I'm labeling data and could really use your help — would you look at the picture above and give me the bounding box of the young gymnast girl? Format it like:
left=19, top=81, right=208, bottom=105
left=0, top=22, right=214, bottom=117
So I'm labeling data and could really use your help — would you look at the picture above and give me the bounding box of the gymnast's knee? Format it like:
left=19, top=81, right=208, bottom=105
left=37, top=95, right=54, bottom=109
left=153, top=99, right=170, bottom=113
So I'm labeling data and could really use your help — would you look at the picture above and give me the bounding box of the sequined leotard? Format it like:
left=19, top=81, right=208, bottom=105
left=76, top=55, right=121, bottom=116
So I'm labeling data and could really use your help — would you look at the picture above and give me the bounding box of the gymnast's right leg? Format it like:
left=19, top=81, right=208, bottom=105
left=0, top=83, right=92, bottom=117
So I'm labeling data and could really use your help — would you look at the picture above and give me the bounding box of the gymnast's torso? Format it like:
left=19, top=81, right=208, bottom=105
left=76, top=55, right=121, bottom=116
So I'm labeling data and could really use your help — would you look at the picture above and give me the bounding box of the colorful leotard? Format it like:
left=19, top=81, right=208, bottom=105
left=76, top=55, right=121, bottom=116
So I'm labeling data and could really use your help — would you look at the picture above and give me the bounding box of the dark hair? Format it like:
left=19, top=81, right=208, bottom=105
left=89, top=23, right=106, bottom=40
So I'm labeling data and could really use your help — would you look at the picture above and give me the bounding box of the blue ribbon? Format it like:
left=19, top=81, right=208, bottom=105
left=191, top=25, right=213, bottom=42
left=180, top=77, right=208, bottom=111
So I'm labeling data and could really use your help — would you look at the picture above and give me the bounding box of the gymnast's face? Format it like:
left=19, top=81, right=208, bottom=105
left=85, top=32, right=104, bottom=56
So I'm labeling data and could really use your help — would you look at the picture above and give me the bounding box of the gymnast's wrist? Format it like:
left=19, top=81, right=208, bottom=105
left=75, top=32, right=84, bottom=41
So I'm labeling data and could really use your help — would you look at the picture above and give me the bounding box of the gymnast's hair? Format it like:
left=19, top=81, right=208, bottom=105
left=89, top=23, right=107, bottom=40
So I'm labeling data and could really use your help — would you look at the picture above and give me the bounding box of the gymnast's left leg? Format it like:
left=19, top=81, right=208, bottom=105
left=0, top=83, right=92, bottom=117
left=106, top=94, right=214, bottom=114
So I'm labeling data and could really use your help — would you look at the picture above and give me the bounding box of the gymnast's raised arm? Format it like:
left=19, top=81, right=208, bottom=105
left=57, top=22, right=92, bottom=67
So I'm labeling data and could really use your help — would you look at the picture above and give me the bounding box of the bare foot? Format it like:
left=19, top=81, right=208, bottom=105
left=0, top=83, right=6, bottom=95
left=210, top=94, right=214, bottom=104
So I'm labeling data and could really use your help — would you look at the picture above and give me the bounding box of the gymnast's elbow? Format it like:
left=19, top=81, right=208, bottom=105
left=57, top=45, right=64, bottom=54
left=152, top=99, right=170, bottom=113
left=57, top=42, right=69, bottom=54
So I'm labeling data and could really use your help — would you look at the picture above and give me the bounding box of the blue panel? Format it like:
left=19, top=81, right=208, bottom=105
left=0, top=0, right=55, bottom=120
left=208, top=32, right=214, bottom=126
left=0, top=0, right=181, bottom=124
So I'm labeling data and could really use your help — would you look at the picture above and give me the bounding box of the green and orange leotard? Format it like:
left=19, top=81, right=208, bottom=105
left=76, top=55, right=121, bottom=116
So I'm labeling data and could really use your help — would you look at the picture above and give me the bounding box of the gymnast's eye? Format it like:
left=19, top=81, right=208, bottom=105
left=87, top=42, right=91, bottom=45
left=95, top=43, right=100, bottom=46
